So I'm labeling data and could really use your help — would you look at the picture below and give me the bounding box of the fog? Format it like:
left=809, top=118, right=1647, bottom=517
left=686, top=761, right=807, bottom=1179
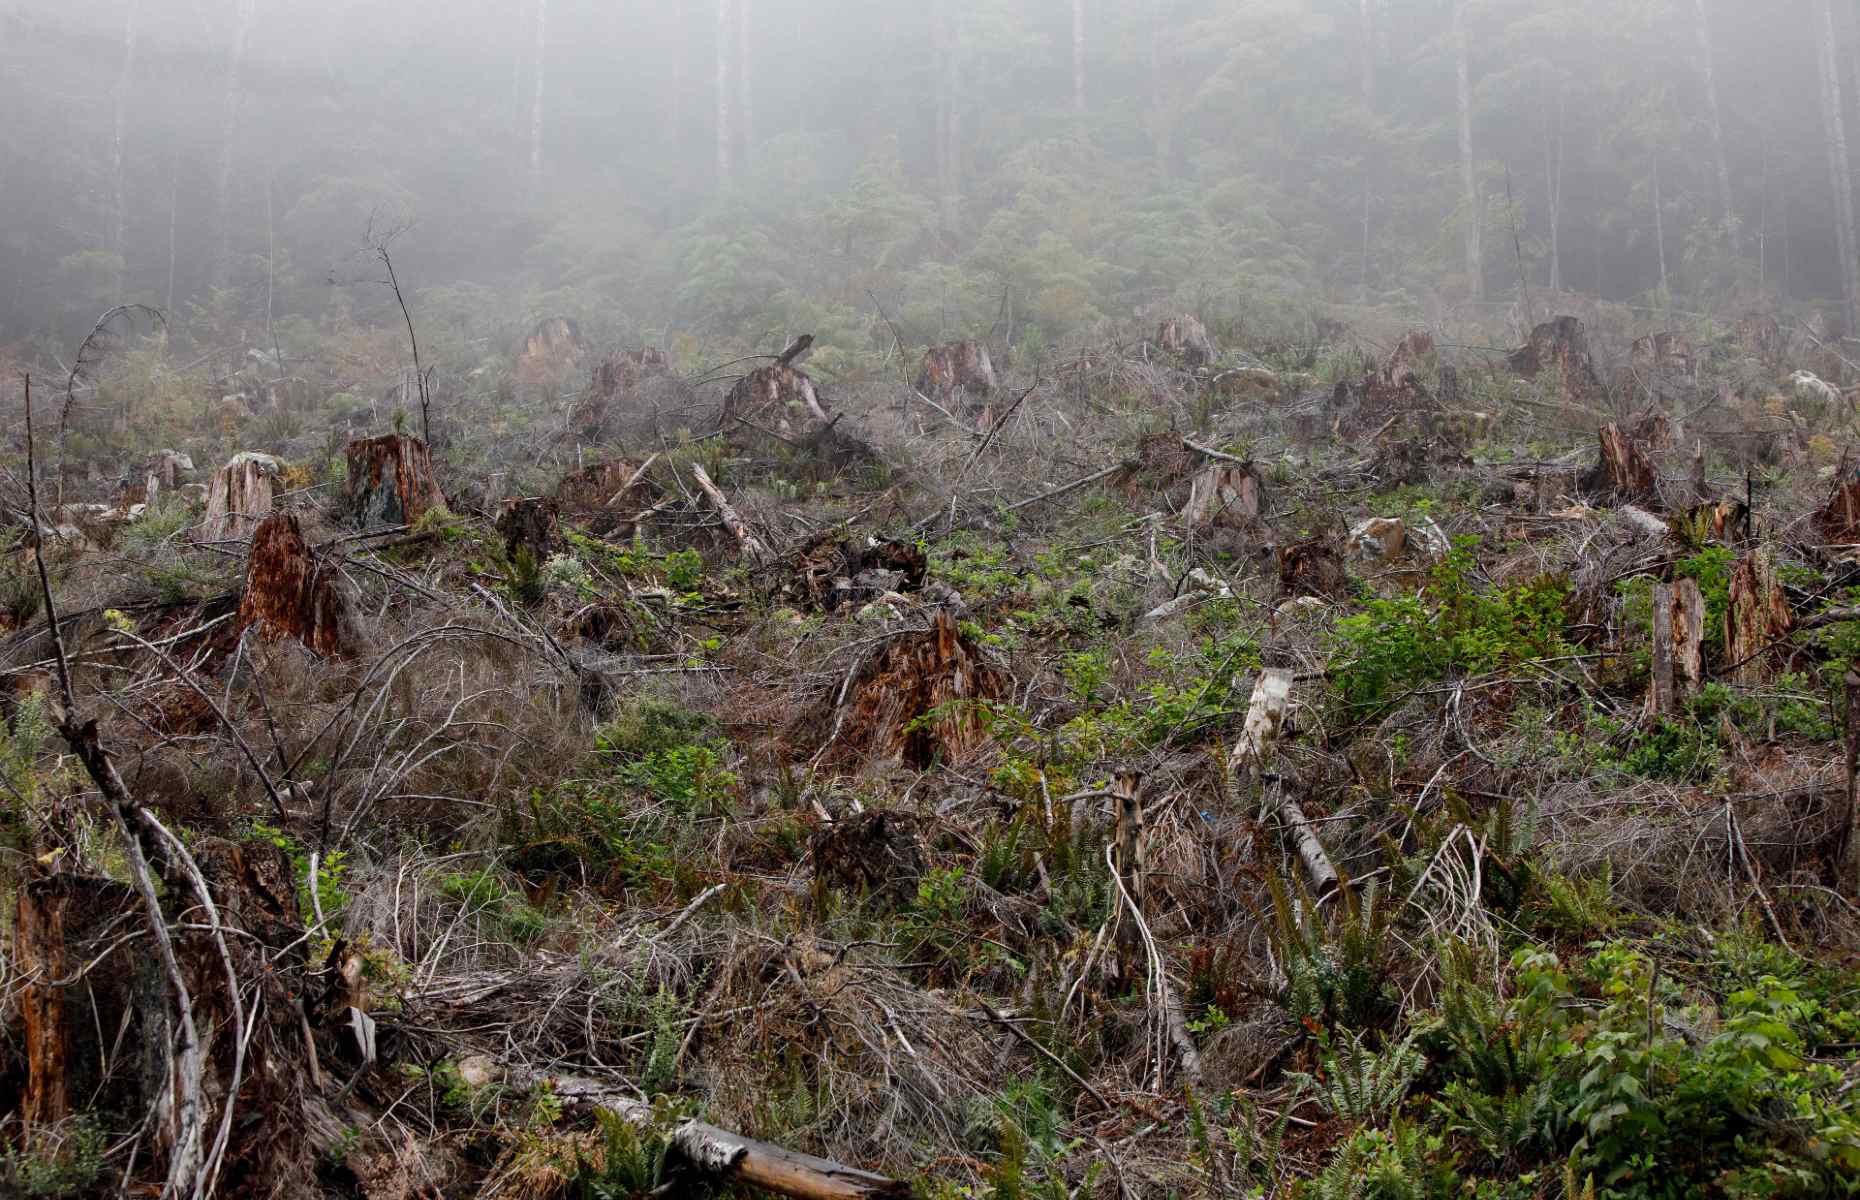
left=0, top=0, right=1850, bottom=355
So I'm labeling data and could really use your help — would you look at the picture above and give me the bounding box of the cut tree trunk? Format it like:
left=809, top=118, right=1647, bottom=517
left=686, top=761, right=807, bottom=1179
left=553, top=456, right=661, bottom=537
left=1646, top=579, right=1704, bottom=718
left=1813, top=474, right=1860, bottom=543
left=722, top=361, right=831, bottom=434
left=1725, top=548, right=1792, bottom=685
left=15, top=873, right=70, bottom=1129
left=196, top=451, right=281, bottom=542
left=572, top=347, right=671, bottom=438
left=1181, top=462, right=1265, bottom=529
left=517, top=315, right=587, bottom=393
left=496, top=496, right=561, bottom=562
left=345, top=434, right=444, bottom=530
left=239, top=512, right=353, bottom=657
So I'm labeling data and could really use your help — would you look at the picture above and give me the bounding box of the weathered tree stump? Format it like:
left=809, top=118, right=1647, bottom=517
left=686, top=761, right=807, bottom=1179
left=571, top=348, right=672, bottom=438
left=1814, top=474, right=1860, bottom=544
left=777, top=534, right=928, bottom=612
left=1158, top=315, right=1217, bottom=367
left=1278, top=538, right=1350, bottom=600
left=1582, top=424, right=1661, bottom=507
left=915, top=341, right=997, bottom=412
left=344, top=434, right=444, bottom=530
left=1645, top=578, right=1705, bottom=718
left=517, top=315, right=589, bottom=392
left=239, top=512, right=353, bottom=657
left=496, top=496, right=561, bottom=562
left=723, top=362, right=831, bottom=435
left=1181, top=462, right=1265, bottom=529
left=1736, top=313, right=1785, bottom=368
left=1629, top=332, right=1694, bottom=409
left=553, top=457, right=661, bottom=538
left=1508, top=315, right=1603, bottom=404
left=195, top=451, right=283, bottom=542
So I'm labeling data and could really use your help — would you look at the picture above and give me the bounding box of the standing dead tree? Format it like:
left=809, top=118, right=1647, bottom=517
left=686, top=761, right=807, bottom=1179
left=55, top=304, right=164, bottom=510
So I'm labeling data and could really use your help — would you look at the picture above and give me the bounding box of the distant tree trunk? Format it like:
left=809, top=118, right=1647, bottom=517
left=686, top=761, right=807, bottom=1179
left=1544, top=87, right=1563, bottom=293
left=1693, top=0, right=1738, bottom=255
left=935, top=0, right=961, bottom=231
left=1072, top=0, right=1086, bottom=115
left=530, top=0, right=547, bottom=197
left=165, top=151, right=177, bottom=321
left=1814, top=0, right=1860, bottom=334
left=1653, top=154, right=1670, bottom=299
left=1452, top=0, right=1483, bottom=302
left=736, top=0, right=753, bottom=163
left=717, top=0, right=733, bottom=187
left=111, top=0, right=142, bottom=302
left=669, top=0, right=685, bottom=143
left=213, top=0, right=256, bottom=289
left=1359, top=0, right=1375, bottom=302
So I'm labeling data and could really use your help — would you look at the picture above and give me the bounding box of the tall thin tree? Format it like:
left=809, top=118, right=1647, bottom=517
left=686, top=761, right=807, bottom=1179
left=1692, top=0, right=1738, bottom=255
left=213, top=0, right=256, bottom=290
left=530, top=0, right=548, bottom=198
left=1813, top=0, right=1860, bottom=334
left=1452, top=0, right=1483, bottom=302
left=736, top=0, right=754, bottom=164
left=717, top=0, right=734, bottom=187
left=111, top=0, right=142, bottom=302
left=1072, top=0, right=1086, bottom=115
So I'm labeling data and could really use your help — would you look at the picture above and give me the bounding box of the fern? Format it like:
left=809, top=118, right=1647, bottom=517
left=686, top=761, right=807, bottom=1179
left=1292, top=1030, right=1425, bottom=1126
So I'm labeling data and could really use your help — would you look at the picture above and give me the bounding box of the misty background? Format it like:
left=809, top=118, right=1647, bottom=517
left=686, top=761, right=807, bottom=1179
left=0, top=0, right=1850, bottom=364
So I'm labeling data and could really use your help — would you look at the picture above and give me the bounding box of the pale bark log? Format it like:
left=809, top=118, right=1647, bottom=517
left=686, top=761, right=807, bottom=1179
left=1229, top=670, right=1339, bottom=896
left=690, top=463, right=767, bottom=561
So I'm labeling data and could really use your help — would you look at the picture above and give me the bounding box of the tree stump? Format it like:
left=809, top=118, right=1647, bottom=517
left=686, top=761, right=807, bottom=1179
left=1278, top=538, right=1349, bottom=600
left=723, top=362, right=831, bottom=436
left=239, top=512, right=353, bottom=657
left=1181, top=462, right=1265, bottom=529
left=1158, top=315, right=1216, bottom=367
left=1508, top=315, right=1603, bottom=404
left=829, top=610, right=1007, bottom=769
left=1646, top=579, right=1705, bottom=718
left=1582, top=424, right=1661, bottom=507
left=571, top=348, right=671, bottom=439
left=915, top=341, right=997, bottom=413
left=496, top=496, right=561, bottom=562
left=344, top=434, right=444, bottom=530
left=1814, top=474, right=1860, bottom=543
left=812, top=811, right=929, bottom=902
left=1725, top=548, right=1793, bottom=685
left=195, top=451, right=283, bottom=542
left=517, top=316, right=589, bottom=393
left=552, top=458, right=661, bottom=537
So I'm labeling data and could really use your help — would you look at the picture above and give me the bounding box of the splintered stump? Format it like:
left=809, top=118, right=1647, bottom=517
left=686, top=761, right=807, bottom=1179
left=572, top=348, right=672, bottom=438
left=832, top=611, right=1006, bottom=769
left=1583, top=424, right=1661, bottom=507
left=239, top=512, right=353, bottom=657
left=196, top=451, right=282, bottom=542
left=1279, top=538, right=1350, bottom=600
left=345, top=434, right=444, bottom=530
left=915, top=341, right=997, bottom=412
left=517, top=315, right=589, bottom=392
left=551, top=457, right=661, bottom=539
left=1508, top=315, right=1604, bottom=404
left=1725, top=549, right=1793, bottom=685
left=1629, top=333, right=1695, bottom=408
left=1814, top=475, right=1860, bottom=544
left=1158, top=315, right=1217, bottom=367
left=723, top=361, right=831, bottom=436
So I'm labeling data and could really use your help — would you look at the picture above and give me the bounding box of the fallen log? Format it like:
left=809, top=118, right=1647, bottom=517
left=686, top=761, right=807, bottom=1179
left=689, top=463, right=769, bottom=562
left=511, top=1069, right=909, bottom=1199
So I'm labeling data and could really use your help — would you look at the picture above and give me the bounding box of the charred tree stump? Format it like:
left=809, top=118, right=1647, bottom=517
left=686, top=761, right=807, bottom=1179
left=195, top=451, right=282, bottom=543
left=238, top=512, right=353, bottom=657
left=344, top=434, right=444, bottom=530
